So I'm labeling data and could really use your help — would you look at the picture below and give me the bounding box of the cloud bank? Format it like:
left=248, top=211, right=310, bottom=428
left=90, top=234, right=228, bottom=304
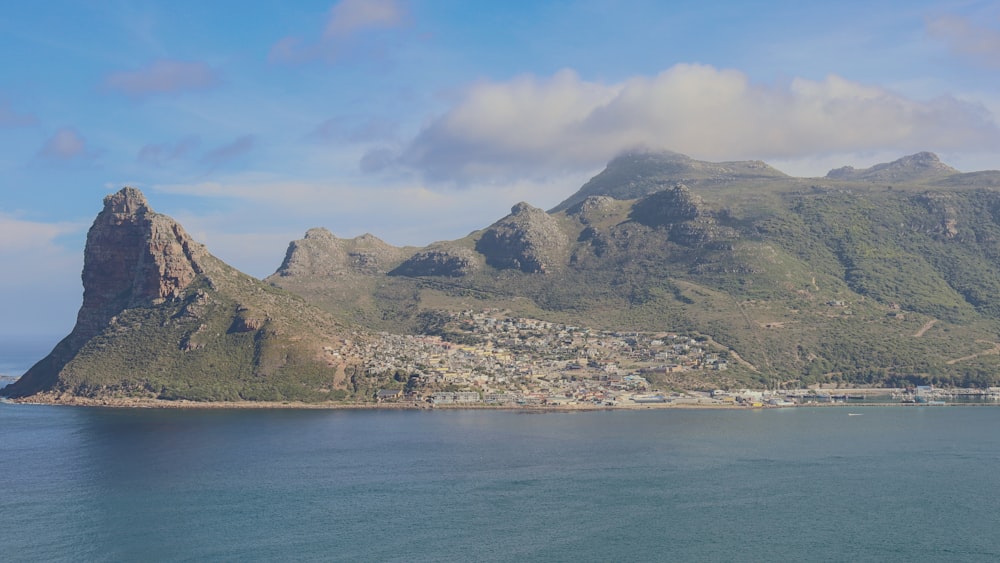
left=383, top=65, right=1000, bottom=183
left=0, top=214, right=84, bottom=336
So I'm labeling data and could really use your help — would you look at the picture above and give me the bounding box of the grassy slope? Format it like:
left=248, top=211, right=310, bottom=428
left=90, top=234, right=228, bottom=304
left=350, top=175, right=1000, bottom=388
left=16, top=256, right=365, bottom=402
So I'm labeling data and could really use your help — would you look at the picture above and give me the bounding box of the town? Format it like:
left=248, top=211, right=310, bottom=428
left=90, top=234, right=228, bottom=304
left=359, top=309, right=743, bottom=407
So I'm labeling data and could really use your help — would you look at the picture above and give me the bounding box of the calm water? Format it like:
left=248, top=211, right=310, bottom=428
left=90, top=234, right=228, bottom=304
left=0, top=336, right=58, bottom=377
left=2, top=405, right=999, bottom=562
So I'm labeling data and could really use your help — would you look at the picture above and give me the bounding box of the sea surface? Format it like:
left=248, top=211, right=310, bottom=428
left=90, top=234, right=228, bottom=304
left=0, top=336, right=58, bottom=378
left=2, top=405, right=999, bottom=562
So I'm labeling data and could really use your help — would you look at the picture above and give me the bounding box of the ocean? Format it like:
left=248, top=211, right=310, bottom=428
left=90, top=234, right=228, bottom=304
left=0, top=336, right=58, bottom=378
left=2, top=404, right=999, bottom=562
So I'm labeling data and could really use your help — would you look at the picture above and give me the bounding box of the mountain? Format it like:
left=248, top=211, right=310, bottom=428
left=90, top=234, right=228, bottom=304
left=551, top=150, right=789, bottom=212
left=11, top=149, right=1000, bottom=402
left=4, top=188, right=366, bottom=403
left=271, top=150, right=1000, bottom=388
left=825, top=152, right=958, bottom=183
left=264, top=228, right=426, bottom=332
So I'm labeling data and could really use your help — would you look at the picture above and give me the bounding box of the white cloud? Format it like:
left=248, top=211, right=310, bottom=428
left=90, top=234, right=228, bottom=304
left=200, top=135, right=256, bottom=169
left=269, top=0, right=406, bottom=64
left=37, top=128, right=94, bottom=160
left=103, top=60, right=220, bottom=99
left=325, top=0, right=404, bottom=38
left=0, top=215, right=80, bottom=253
left=927, top=15, right=1000, bottom=68
left=0, top=215, right=84, bottom=336
left=394, top=64, right=1000, bottom=182
left=137, top=136, right=200, bottom=166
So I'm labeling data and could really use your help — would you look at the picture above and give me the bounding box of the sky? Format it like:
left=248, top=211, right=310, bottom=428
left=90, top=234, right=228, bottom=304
left=1, top=0, right=999, bottom=341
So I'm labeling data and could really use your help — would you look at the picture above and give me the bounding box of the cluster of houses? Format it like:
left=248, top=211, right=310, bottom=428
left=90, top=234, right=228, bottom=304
left=366, top=309, right=739, bottom=405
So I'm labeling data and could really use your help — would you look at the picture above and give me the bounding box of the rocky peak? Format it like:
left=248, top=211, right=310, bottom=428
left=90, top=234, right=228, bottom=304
left=303, top=227, right=336, bottom=241
left=390, top=244, right=482, bottom=278
left=77, top=186, right=206, bottom=338
left=630, top=183, right=706, bottom=226
left=566, top=196, right=619, bottom=225
left=826, top=152, right=958, bottom=182
left=105, top=185, right=150, bottom=215
left=273, top=229, right=404, bottom=278
left=475, top=202, right=569, bottom=274
left=627, top=184, right=740, bottom=246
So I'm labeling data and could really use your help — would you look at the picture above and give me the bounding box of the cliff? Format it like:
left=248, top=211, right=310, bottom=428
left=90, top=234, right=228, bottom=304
left=474, top=202, right=570, bottom=274
left=4, top=188, right=365, bottom=402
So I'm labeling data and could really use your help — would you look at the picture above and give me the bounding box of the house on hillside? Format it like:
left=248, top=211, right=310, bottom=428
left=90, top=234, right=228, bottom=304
left=375, top=389, right=404, bottom=402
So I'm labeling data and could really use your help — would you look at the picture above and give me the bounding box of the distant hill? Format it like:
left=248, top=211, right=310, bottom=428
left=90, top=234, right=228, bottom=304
left=550, top=150, right=789, bottom=212
left=825, top=152, right=957, bottom=183
left=4, top=188, right=367, bottom=403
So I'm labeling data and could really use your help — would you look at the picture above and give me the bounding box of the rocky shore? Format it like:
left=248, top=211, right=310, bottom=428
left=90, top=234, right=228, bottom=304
left=9, top=392, right=997, bottom=411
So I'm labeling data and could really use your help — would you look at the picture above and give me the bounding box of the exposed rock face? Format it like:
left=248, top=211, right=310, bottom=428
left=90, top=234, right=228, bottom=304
left=77, top=187, right=207, bottom=339
left=4, top=187, right=361, bottom=402
left=566, top=196, right=618, bottom=225
left=475, top=202, right=569, bottom=274
left=5, top=187, right=210, bottom=397
left=826, top=152, right=958, bottom=183
left=630, top=184, right=704, bottom=226
left=629, top=184, right=739, bottom=246
left=390, top=245, right=481, bottom=277
left=916, top=193, right=963, bottom=239
left=273, top=228, right=405, bottom=278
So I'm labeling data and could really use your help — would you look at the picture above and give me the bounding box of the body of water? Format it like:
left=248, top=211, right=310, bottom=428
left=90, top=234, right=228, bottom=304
left=0, top=337, right=58, bottom=377
left=2, top=404, right=999, bottom=562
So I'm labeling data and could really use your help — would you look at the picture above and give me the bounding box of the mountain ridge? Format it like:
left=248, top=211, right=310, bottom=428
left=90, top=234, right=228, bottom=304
left=550, top=149, right=790, bottom=212
left=825, top=151, right=959, bottom=183
left=267, top=149, right=1000, bottom=388
left=10, top=149, right=1000, bottom=403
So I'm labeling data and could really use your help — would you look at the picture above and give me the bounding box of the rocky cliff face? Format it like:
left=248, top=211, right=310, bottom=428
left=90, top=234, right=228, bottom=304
left=5, top=187, right=362, bottom=402
left=565, top=196, right=619, bottom=225
left=629, top=183, right=705, bottom=225
left=475, top=202, right=570, bottom=274
left=75, top=187, right=207, bottom=338
left=627, top=184, right=740, bottom=247
left=390, top=244, right=482, bottom=277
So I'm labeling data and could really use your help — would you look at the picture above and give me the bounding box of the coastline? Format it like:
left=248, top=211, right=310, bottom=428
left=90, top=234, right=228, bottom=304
left=4, top=394, right=732, bottom=411
left=6, top=393, right=999, bottom=411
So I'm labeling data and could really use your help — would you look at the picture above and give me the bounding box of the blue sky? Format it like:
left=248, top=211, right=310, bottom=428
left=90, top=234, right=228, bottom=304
left=1, top=0, right=999, bottom=341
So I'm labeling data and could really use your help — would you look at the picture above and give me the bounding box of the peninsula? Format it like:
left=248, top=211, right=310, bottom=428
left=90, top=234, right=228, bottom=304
left=7, top=150, right=1000, bottom=407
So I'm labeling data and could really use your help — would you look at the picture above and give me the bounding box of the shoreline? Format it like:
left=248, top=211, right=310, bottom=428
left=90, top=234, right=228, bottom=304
left=5, top=393, right=1000, bottom=411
